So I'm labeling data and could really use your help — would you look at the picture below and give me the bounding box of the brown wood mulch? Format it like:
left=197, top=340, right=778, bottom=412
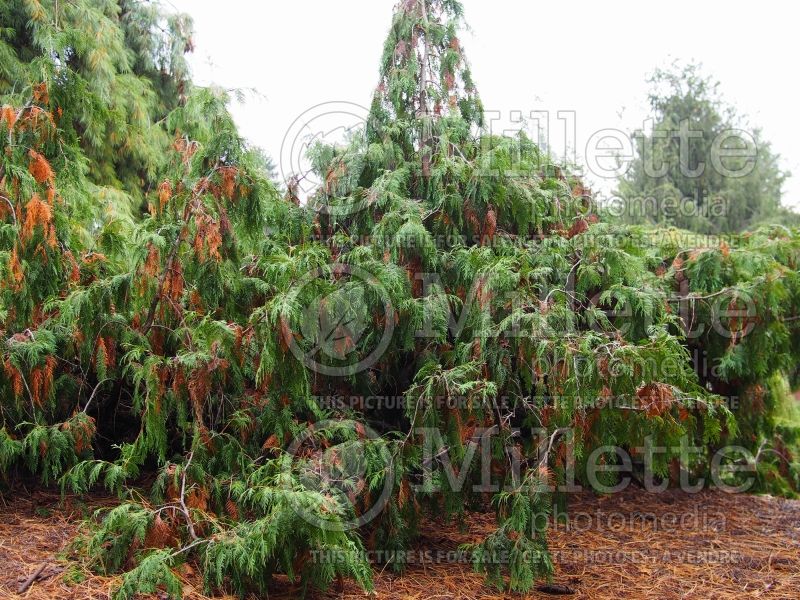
left=1, top=487, right=798, bottom=599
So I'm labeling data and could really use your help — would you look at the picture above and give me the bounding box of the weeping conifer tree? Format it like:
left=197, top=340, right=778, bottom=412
left=0, top=0, right=799, bottom=598
left=0, top=0, right=193, bottom=224
left=303, top=0, right=736, bottom=589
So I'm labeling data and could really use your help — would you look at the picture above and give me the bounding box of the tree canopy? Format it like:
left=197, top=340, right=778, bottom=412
left=616, top=62, right=794, bottom=233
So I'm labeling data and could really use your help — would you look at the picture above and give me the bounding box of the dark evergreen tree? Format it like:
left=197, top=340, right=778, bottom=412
left=617, top=62, right=794, bottom=233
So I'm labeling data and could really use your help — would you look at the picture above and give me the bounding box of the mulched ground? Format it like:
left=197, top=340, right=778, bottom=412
left=1, top=487, right=798, bottom=599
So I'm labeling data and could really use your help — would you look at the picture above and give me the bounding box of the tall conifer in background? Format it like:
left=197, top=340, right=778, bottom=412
left=616, top=62, right=793, bottom=233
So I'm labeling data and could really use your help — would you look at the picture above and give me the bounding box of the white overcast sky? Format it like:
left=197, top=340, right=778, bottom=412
left=169, top=0, right=799, bottom=208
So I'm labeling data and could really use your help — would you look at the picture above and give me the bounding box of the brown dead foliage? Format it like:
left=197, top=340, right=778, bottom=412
left=1, top=488, right=798, bottom=599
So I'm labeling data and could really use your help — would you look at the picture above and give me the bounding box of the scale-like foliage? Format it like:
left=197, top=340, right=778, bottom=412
left=1, top=0, right=798, bottom=597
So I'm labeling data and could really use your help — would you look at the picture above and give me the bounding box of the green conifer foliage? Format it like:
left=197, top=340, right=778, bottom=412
left=0, top=0, right=798, bottom=597
left=0, top=0, right=191, bottom=198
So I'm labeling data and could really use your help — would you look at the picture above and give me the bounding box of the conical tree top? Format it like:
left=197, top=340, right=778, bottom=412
left=370, top=0, right=483, bottom=135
